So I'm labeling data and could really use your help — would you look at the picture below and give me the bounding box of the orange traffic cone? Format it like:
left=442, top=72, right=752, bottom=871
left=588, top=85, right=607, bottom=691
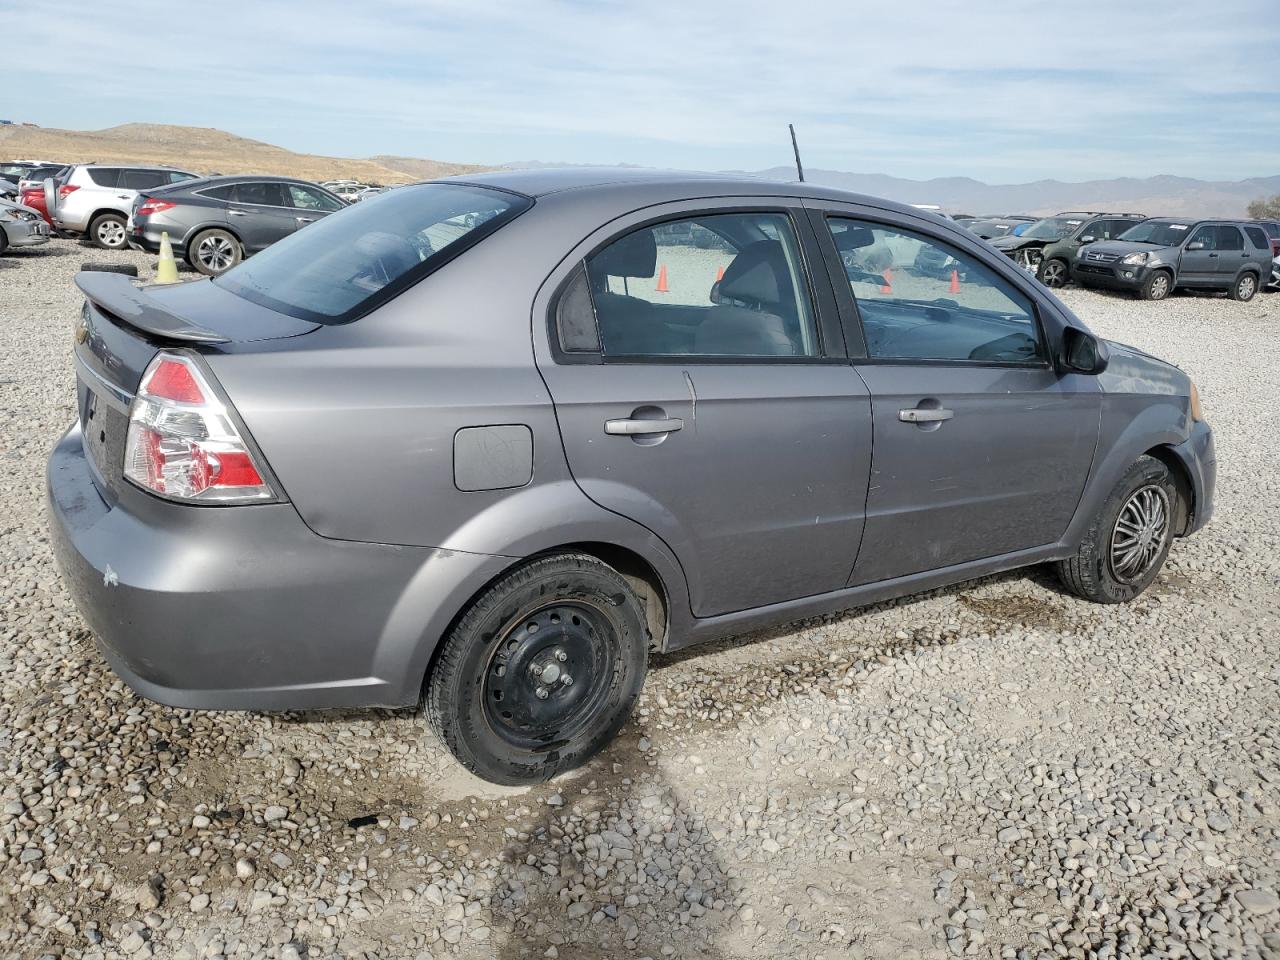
left=949, top=269, right=960, bottom=294
left=715, top=265, right=725, bottom=282
left=655, top=263, right=669, bottom=293
left=880, top=269, right=893, bottom=294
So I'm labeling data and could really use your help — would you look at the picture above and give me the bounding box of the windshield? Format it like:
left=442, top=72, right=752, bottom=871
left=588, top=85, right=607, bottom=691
left=216, top=183, right=531, bottom=323
left=1117, top=220, right=1194, bottom=246
left=968, top=219, right=1019, bottom=239
left=1021, top=217, right=1084, bottom=240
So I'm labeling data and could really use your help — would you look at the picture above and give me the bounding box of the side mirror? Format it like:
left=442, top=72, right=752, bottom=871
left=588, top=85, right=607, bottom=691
left=1079, top=235, right=1096, bottom=244
left=1187, top=241, right=1204, bottom=251
left=1062, top=327, right=1109, bottom=375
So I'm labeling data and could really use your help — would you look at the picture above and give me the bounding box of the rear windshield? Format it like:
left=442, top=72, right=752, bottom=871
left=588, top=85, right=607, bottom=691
left=1117, top=220, right=1194, bottom=246
left=216, top=183, right=530, bottom=323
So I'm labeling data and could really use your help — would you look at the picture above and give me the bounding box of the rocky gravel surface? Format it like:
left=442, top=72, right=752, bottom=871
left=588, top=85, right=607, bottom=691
left=1, top=240, right=1277, bottom=960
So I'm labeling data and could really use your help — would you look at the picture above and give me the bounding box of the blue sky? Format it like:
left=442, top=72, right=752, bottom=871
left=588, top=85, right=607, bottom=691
left=7, top=0, right=1279, bottom=183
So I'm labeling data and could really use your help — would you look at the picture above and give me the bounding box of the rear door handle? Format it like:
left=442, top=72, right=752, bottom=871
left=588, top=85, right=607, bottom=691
left=899, top=408, right=953, bottom=423
left=228, top=209, right=249, bottom=217
left=604, top=417, right=683, bottom=436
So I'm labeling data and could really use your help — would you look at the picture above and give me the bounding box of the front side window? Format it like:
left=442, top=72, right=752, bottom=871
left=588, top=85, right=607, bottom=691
left=828, top=217, right=1042, bottom=364
left=234, top=182, right=287, bottom=207
left=1187, top=225, right=1217, bottom=250
left=120, top=169, right=167, bottom=190
left=169, top=171, right=196, bottom=184
left=216, top=183, right=529, bottom=323
left=582, top=212, right=819, bottom=359
left=1021, top=216, right=1085, bottom=241
left=287, top=184, right=343, bottom=211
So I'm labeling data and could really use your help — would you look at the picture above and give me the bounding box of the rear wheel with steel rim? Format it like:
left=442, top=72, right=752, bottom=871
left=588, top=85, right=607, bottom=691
left=1139, top=270, right=1172, bottom=301
left=89, top=212, right=127, bottom=249
left=188, top=228, right=242, bottom=276
left=1230, top=272, right=1257, bottom=302
left=428, top=554, right=650, bottom=784
left=1037, top=257, right=1070, bottom=288
left=1058, top=455, right=1180, bottom=603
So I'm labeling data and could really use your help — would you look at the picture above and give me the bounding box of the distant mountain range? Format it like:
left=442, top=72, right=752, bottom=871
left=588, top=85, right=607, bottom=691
left=733, top=168, right=1280, bottom=219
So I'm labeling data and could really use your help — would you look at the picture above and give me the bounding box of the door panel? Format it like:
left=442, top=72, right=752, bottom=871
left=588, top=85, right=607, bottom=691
left=542, top=363, right=872, bottom=615
left=1179, top=226, right=1218, bottom=284
left=228, top=182, right=296, bottom=252
left=850, top=364, right=1100, bottom=584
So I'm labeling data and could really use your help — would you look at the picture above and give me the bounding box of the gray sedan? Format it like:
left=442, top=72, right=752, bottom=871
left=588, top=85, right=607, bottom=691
left=0, top=197, right=50, bottom=253
left=127, top=174, right=345, bottom=276
left=48, top=170, right=1215, bottom=784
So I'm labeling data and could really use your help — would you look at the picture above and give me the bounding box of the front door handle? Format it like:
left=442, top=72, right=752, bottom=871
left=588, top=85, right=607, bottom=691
left=899, top=408, right=953, bottom=423
left=604, top=417, right=684, bottom=436
left=295, top=216, right=315, bottom=224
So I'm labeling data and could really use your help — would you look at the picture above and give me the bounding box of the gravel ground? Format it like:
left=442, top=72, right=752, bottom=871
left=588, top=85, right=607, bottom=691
left=1, top=239, right=1278, bottom=960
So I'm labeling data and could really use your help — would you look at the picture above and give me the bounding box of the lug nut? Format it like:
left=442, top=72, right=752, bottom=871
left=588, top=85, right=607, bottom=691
left=535, top=686, right=549, bottom=700
left=562, top=675, right=574, bottom=687
left=555, top=649, right=568, bottom=662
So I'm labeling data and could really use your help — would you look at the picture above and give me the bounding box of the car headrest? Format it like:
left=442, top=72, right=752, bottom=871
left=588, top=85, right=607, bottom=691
left=718, top=239, right=792, bottom=308
left=593, top=229, right=657, bottom=278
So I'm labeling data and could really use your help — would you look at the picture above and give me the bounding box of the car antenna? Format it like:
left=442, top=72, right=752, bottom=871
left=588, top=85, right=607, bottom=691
left=789, top=123, right=805, bottom=182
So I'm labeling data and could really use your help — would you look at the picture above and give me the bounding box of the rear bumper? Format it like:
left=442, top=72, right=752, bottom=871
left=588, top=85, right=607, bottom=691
left=47, top=423, right=512, bottom=710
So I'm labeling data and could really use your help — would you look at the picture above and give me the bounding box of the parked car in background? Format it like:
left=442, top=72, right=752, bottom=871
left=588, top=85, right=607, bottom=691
left=1035, top=213, right=1147, bottom=287
left=988, top=212, right=1103, bottom=271
left=48, top=170, right=1215, bottom=784
left=966, top=216, right=1036, bottom=240
left=17, top=164, right=69, bottom=226
left=1252, top=220, right=1280, bottom=257
left=1268, top=256, right=1280, bottom=292
left=0, top=197, right=51, bottom=253
left=1073, top=218, right=1271, bottom=301
left=328, top=183, right=367, bottom=203
left=129, top=174, right=346, bottom=275
left=0, top=178, right=17, bottom=200
left=47, top=164, right=199, bottom=248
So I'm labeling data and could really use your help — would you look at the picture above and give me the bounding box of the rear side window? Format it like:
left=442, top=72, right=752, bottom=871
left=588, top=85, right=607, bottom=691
left=120, top=169, right=167, bottom=190
left=1243, top=226, right=1269, bottom=250
left=1214, top=226, right=1243, bottom=251
left=87, top=168, right=122, bottom=188
left=216, top=183, right=530, bottom=323
left=582, top=212, right=819, bottom=359
left=200, top=184, right=238, bottom=201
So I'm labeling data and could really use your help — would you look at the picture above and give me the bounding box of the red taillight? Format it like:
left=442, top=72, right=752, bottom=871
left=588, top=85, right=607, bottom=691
left=124, top=353, right=273, bottom=503
left=137, top=199, right=176, bottom=217
left=58, top=184, right=79, bottom=199
left=20, top=189, right=40, bottom=205
left=143, top=357, right=205, bottom=403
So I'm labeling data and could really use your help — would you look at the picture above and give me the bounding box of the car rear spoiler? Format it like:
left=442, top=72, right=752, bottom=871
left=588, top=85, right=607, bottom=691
left=75, top=272, right=230, bottom=344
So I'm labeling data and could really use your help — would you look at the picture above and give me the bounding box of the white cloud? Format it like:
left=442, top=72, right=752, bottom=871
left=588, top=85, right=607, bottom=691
left=9, top=0, right=1279, bottom=180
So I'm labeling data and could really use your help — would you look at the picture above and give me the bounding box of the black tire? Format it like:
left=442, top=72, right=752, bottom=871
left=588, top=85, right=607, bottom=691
left=1138, top=270, right=1173, bottom=301
left=427, top=554, right=650, bottom=784
left=1057, top=456, right=1179, bottom=604
left=0, top=231, right=8, bottom=256
left=1229, top=272, right=1258, bottom=302
left=88, top=212, right=127, bottom=250
left=79, top=262, right=139, bottom=276
left=187, top=228, right=242, bottom=276
left=1037, top=257, right=1070, bottom=288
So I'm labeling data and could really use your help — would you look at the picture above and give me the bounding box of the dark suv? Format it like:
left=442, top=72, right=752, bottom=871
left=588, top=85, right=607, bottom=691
left=1035, top=213, right=1147, bottom=288
left=1073, top=219, right=1272, bottom=301
left=129, top=175, right=346, bottom=275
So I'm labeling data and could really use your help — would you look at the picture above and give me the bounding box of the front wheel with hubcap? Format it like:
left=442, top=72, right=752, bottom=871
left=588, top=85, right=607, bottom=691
left=188, top=228, right=243, bottom=276
left=89, top=212, right=127, bottom=249
left=1057, top=455, right=1179, bottom=603
left=1037, top=257, right=1070, bottom=288
left=1138, top=270, right=1172, bottom=301
left=1230, top=272, right=1257, bottom=302
left=427, top=554, right=650, bottom=784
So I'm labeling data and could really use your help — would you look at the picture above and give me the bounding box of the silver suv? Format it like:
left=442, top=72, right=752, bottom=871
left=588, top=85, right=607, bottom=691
left=47, top=164, right=198, bottom=248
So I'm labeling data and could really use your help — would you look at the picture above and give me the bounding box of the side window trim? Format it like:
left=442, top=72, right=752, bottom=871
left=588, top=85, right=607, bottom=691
left=548, top=204, right=847, bottom=366
left=806, top=202, right=1053, bottom=369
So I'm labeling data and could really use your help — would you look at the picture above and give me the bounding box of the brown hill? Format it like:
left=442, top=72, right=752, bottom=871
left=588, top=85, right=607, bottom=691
left=0, top=123, right=487, bottom=185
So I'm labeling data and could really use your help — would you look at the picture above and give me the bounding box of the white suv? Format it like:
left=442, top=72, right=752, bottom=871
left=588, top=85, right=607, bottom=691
left=47, top=164, right=198, bottom=248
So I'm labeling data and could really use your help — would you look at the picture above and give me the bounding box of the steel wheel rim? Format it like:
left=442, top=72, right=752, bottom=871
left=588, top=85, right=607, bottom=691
left=1151, top=275, right=1169, bottom=299
left=1109, top=484, right=1170, bottom=584
left=1042, top=260, right=1066, bottom=287
left=198, top=236, right=235, bottom=272
left=482, top=601, right=616, bottom=751
left=98, top=220, right=125, bottom=246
